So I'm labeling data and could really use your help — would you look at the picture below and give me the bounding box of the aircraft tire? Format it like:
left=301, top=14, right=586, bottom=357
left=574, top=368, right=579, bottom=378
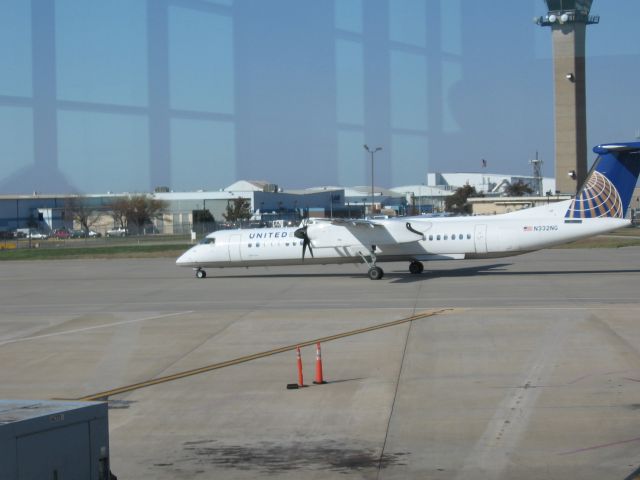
left=368, top=266, right=384, bottom=280
left=196, top=269, right=206, bottom=279
left=409, top=261, right=423, bottom=274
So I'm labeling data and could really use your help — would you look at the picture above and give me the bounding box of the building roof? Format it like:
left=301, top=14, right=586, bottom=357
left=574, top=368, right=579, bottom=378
left=427, top=172, right=556, bottom=195
left=224, top=180, right=271, bottom=192
left=390, top=185, right=453, bottom=197
left=343, top=186, right=399, bottom=197
left=153, top=191, right=238, bottom=201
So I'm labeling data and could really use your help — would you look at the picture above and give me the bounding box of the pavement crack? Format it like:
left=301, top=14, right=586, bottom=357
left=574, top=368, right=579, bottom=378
left=376, top=313, right=414, bottom=478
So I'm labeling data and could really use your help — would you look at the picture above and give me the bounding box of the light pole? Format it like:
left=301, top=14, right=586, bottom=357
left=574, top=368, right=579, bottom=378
left=363, top=144, right=382, bottom=217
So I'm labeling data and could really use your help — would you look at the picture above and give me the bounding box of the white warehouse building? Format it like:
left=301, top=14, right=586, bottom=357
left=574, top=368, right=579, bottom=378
left=427, top=172, right=556, bottom=196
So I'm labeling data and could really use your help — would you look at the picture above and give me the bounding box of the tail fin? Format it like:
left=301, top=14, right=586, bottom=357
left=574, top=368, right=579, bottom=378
left=565, top=142, right=640, bottom=219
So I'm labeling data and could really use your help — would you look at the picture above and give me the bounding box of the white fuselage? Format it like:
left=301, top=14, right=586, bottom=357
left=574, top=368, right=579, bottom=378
left=176, top=200, right=629, bottom=270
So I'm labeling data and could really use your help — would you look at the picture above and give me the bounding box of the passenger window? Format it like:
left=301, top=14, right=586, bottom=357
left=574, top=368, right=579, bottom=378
left=451, top=234, right=455, bottom=240
left=428, top=235, right=433, bottom=241
left=467, top=234, right=471, bottom=239
left=459, top=234, right=463, bottom=240
left=444, top=235, right=448, bottom=240
left=248, top=243, right=252, bottom=248
left=436, top=235, right=441, bottom=240
left=256, top=243, right=260, bottom=247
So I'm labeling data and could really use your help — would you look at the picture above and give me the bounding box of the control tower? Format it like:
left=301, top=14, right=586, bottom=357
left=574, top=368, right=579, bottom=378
left=536, top=1, right=599, bottom=194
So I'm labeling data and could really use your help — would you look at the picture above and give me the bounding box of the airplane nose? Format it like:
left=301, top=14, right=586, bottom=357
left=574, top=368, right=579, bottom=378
left=176, top=251, right=191, bottom=265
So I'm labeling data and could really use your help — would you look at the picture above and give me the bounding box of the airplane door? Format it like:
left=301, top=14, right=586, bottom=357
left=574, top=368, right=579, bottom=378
left=228, top=234, right=242, bottom=261
left=474, top=225, right=487, bottom=254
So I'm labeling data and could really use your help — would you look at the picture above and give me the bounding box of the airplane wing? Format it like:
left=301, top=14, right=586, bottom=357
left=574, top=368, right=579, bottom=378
left=307, top=218, right=431, bottom=248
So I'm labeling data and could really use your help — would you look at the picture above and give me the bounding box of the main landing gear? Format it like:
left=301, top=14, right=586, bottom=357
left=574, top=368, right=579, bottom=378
left=358, top=249, right=425, bottom=279
left=409, top=260, right=424, bottom=275
left=195, top=268, right=207, bottom=279
left=359, top=246, right=384, bottom=280
left=368, top=266, right=384, bottom=280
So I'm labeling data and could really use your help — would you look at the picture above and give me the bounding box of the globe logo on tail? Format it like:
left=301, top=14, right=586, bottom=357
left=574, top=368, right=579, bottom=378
left=565, top=171, right=623, bottom=219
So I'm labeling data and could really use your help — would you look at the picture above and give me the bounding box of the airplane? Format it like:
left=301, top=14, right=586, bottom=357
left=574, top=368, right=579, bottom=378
left=177, top=142, right=640, bottom=280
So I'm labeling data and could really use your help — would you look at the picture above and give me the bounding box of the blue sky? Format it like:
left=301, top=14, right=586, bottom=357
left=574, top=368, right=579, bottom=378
left=0, top=0, right=638, bottom=194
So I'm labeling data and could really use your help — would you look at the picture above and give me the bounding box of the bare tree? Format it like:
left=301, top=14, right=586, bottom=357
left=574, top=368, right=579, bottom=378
left=64, top=196, right=102, bottom=234
left=108, top=195, right=168, bottom=234
left=128, top=195, right=168, bottom=234
left=109, top=197, right=129, bottom=229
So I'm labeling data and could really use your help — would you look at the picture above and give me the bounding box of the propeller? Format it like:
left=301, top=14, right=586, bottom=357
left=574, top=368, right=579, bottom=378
left=294, top=224, right=314, bottom=260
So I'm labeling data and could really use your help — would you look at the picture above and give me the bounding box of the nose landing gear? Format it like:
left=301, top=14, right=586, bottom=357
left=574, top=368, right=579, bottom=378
left=195, top=268, right=207, bottom=279
left=358, top=246, right=384, bottom=280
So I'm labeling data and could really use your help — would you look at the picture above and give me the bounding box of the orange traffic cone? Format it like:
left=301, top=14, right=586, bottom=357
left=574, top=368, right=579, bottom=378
left=313, top=342, right=327, bottom=384
left=296, top=346, right=305, bottom=387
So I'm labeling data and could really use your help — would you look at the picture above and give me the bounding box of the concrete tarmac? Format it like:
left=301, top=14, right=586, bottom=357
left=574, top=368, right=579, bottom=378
left=1, top=247, right=640, bottom=479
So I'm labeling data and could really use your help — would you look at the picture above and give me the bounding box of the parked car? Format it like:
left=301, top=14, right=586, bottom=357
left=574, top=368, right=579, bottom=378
left=27, top=231, right=48, bottom=240
left=71, top=229, right=102, bottom=238
left=106, top=228, right=127, bottom=237
left=52, top=229, right=71, bottom=239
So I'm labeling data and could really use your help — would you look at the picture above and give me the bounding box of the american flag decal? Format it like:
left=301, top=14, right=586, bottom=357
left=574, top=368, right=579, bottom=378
left=523, top=226, right=533, bottom=232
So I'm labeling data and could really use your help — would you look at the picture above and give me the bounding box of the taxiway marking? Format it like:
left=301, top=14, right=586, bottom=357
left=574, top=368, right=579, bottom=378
left=0, top=311, right=193, bottom=347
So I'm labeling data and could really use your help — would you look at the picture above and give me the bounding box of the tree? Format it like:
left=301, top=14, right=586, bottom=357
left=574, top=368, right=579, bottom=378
left=127, top=195, right=168, bottom=234
left=109, top=197, right=129, bottom=229
left=444, top=184, right=481, bottom=215
left=193, top=209, right=215, bottom=234
left=64, top=196, right=102, bottom=234
left=108, top=195, right=168, bottom=234
left=193, top=209, right=214, bottom=224
left=223, top=197, right=252, bottom=223
left=504, top=180, right=534, bottom=197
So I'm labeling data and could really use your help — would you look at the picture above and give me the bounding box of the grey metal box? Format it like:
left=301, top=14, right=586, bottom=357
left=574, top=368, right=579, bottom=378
left=0, top=399, right=110, bottom=480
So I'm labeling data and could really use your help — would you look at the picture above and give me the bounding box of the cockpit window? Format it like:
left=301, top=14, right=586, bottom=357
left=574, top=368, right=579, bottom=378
left=200, top=237, right=216, bottom=245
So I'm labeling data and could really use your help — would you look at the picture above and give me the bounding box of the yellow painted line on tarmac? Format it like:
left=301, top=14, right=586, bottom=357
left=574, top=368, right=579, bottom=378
left=75, top=308, right=455, bottom=401
left=624, top=466, right=640, bottom=480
